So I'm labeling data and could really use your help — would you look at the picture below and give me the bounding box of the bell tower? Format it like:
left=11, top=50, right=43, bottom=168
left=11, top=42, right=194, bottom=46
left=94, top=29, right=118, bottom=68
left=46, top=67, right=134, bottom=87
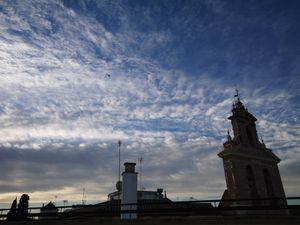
left=218, top=90, right=287, bottom=206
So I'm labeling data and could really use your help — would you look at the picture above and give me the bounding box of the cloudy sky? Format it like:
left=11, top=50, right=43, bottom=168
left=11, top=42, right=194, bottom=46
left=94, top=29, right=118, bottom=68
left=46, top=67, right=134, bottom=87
left=0, top=0, right=299, bottom=205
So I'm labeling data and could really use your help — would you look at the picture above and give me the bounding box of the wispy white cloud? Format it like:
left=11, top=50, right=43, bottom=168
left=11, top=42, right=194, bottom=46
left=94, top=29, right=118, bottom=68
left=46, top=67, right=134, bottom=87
left=0, top=0, right=299, bottom=203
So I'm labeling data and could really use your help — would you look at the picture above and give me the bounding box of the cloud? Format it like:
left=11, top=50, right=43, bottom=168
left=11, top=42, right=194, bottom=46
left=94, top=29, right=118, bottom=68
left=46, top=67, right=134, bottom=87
left=0, top=0, right=299, bottom=203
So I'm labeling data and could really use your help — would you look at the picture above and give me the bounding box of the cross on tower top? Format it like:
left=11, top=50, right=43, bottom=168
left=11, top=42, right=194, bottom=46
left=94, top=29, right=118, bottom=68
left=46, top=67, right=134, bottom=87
left=232, top=89, right=244, bottom=110
left=234, top=89, right=240, bottom=101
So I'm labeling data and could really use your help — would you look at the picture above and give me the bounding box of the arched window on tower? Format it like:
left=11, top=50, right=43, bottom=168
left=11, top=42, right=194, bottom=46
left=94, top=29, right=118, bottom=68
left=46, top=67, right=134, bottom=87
left=246, top=165, right=259, bottom=204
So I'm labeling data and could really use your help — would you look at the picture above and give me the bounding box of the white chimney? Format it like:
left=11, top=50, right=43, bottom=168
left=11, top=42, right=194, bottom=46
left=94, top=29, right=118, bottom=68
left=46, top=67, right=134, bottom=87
left=121, top=162, right=138, bottom=219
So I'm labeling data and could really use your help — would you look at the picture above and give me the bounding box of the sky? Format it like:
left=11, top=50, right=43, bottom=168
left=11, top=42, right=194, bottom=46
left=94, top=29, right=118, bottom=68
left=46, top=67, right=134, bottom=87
left=0, top=0, right=299, bottom=205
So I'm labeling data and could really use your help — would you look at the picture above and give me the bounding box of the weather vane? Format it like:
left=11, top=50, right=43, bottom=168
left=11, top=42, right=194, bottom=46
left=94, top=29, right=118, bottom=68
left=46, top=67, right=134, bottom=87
left=234, top=89, right=240, bottom=100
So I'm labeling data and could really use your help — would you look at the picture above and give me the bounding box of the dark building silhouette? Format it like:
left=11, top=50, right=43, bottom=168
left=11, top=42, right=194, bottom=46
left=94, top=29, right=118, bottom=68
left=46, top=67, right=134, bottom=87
left=39, top=202, right=58, bottom=219
left=218, top=95, right=287, bottom=207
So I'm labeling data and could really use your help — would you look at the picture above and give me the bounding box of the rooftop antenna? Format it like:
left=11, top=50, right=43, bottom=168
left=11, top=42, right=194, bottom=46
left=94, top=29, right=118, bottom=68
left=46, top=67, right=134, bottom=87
left=118, top=140, right=122, bottom=182
left=139, top=156, right=143, bottom=190
left=82, top=188, right=86, bottom=205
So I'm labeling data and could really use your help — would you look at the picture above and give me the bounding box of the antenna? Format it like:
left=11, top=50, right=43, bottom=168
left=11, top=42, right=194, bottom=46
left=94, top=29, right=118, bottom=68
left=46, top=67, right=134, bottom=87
left=118, top=140, right=122, bottom=182
left=82, top=188, right=86, bottom=205
left=139, top=156, right=143, bottom=190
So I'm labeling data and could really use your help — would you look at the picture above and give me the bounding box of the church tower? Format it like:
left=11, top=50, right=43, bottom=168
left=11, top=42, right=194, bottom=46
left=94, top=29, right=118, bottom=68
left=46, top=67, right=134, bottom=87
left=218, top=91, right=287, bottom=206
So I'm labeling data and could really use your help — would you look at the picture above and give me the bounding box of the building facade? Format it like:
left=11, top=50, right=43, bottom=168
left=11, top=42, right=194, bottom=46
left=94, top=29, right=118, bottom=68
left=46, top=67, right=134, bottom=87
left=218, top=96, right=287, bottom=207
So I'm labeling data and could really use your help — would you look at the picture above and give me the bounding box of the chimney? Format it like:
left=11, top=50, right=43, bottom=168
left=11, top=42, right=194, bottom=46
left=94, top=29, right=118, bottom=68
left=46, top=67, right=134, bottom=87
left=121, top=162, right=138, bottom=219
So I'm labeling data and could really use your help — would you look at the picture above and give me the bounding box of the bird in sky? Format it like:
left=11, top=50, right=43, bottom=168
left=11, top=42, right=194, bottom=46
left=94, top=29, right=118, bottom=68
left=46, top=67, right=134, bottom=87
left=105, top=73, right=111, bottom=78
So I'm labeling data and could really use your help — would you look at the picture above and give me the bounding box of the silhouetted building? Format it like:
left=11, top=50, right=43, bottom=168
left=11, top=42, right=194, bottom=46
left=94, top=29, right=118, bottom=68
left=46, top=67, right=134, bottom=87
left=40, top=202, right=58, bottom=219
left=108, top=189, right=165, bottom=201
left=218, top=95, right=287, bottom=207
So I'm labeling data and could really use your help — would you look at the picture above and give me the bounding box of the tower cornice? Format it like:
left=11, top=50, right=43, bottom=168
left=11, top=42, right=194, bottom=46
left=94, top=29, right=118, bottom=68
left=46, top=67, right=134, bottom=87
left=218, top=146, right=280, bottom=164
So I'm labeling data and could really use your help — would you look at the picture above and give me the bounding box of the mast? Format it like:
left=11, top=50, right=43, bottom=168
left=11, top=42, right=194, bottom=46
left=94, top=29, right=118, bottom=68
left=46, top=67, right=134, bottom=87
left=118, top=140, right=122, bottom=182
left=139, top=156, right=143, bottom=190
left=82, top=188, right=86, bottom=205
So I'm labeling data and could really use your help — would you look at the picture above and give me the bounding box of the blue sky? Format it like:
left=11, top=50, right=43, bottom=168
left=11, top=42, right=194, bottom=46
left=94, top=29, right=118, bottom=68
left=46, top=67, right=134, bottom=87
left=0, top=0, right=299, bottom=204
